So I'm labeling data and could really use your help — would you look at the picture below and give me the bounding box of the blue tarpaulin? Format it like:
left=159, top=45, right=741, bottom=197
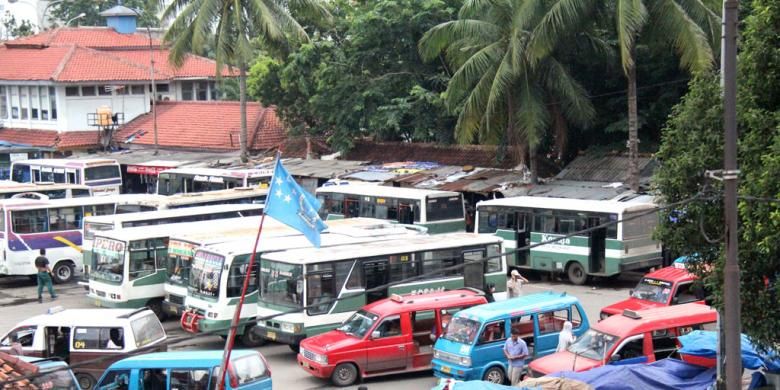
left=679, top=330, right=780, bottom=372
left=550, top=359, right=716, bottom=390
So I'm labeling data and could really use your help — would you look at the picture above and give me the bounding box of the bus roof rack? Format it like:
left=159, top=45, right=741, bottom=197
left=622, top=309, right=642, bottom=319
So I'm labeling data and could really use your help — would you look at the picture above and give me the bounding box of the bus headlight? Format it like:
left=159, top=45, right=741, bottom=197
left=281, top=322, right=301, bottom=333
left=459, top=356, right=471, bottom=367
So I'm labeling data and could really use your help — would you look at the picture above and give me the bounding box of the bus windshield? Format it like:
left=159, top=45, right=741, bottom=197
left=337, top=310, right=379, bottom=338
left=426, top=196, right=464, bottom=221
left=260, top=260, right=303, bottom=308
left=84, top=165, right=120, bottom=182
left=630, top=278, right=673, bottom=303
left=567, top=329, right=619, bottom=361
left=442, top=316, right=481, bottom=345
left=84, top=221, right=114, bottom=240
left=189, top=250, right=225, bottom=298
left=166, top=240, right=196, bottom=286
left=92, top=237, right=126, bottom=283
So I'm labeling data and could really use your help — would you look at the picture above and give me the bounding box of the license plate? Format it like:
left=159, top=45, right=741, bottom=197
left=441, top=365, right=451, bottom=374
left=302, top=361, right=310, bottom=369
left=267, top=331, right=276, bottom=340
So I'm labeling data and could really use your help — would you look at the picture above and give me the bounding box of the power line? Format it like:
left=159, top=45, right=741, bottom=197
left=0, top=189, right=727, bottom=385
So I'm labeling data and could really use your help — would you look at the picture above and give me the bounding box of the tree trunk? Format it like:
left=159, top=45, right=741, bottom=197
left=529, top=144, right=538, bottom=184
left=239, top=64, right=249, bottom=163
left=627, top=52, right=640, bottom=192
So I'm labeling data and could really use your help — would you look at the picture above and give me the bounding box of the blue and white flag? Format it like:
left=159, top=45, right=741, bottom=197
left=265, top=158, right=327, bottom=247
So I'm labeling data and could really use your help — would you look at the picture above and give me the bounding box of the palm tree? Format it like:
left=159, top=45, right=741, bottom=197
left=162, top=0, right=330, bottom=163
left=527, top=0, right=720, bottom=191
left=419, top=0, right=597, bottom=183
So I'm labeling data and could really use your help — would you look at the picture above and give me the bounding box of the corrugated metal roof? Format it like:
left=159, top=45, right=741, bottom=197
left=275, top=159, right=371, bottom=179
left=500, top=180, right=641, bottom=200
left=555, top=154, right=657, bottom=183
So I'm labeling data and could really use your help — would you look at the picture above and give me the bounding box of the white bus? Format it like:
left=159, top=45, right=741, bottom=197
left=113, top=187, right=268, bottom=214
left=315, top=185, right=467, bottom=234
left=180, top=222, right=430, bottom=346
left=11, top=159, right=122, bottom=195
left=0, top=182, right=93, bottom=199
left=249, top=233, right=507, bottom=350
left=81, top=203, right=265, bottom=286
left=164, top=218, right=423, bottom=317
left=156, top=168, right=273, bottom=195
left=0, top=196, right=158, bottom=283
left=474, top=196, right=661, bottom=285
left=87, top=216, right=279, bottom=320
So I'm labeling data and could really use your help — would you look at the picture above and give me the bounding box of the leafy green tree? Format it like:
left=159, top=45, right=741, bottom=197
left=530, top=0, right=719, bottom=190
left=2, top=11, right=35, bottom=39
left=419, top=0, right=596, bottom=182
left=163, top=0, right=330, bottom=162
left=49, top=0, right=159, bottom=28
left=654, top=0, right=780, bottom=349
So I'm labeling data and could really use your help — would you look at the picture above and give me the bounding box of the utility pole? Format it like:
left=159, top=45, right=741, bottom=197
left=722, top=0, right=742, bottom=389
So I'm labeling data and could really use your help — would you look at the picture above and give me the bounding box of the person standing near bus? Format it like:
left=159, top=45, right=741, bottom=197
left=507, top=269, right=529, bottom=298
left=35, top=249, right=57, bottom=303
left=503, top=329, right=529, bottom=385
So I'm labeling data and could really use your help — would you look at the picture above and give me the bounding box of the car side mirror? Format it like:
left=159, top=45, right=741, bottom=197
left=610, top=354, right=621, bottom=362
left=371, top=331, right=381, bottom=339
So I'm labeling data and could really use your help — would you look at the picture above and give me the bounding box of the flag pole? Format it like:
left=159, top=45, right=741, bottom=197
left=217, top=154, right=278, bottom=389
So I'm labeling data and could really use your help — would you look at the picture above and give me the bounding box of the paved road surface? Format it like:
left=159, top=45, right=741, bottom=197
left=0, top=275, right=637, bottom=390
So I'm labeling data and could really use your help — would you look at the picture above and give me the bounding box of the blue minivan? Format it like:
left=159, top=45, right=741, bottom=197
left=94, top=350, right=272, bottom=390
left=431, top=292, right=589, bottom=384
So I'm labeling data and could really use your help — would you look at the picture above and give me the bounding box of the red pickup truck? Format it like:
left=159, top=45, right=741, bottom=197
left=599, top=264, right=706, bottom=320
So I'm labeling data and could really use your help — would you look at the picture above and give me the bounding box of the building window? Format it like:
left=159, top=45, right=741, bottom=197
left=81, top=85, right=96, bottom=96
left=39, top=86, right=49, bottom=120
left=196, top=81, right=208, bottom=101
left=98, top=85, right=112, bottom=96
left=65, top=86, right=80, bottom=96
left=181, top=81, right=193, bottom=100
left=30, top=87, right=39, bottom=119
left=19, top=87, right=28, bottom=119
left=0, top=86, right=7, bottom=119
left=49, top=87, right=57, bottom=119
left=155, top=83, right=169, bottom=93
left=10, top=86, right=19, bottom=119
left=116, top=85, right=128, bottom=95
left=209, top=81, right=218, bottom=100
left=131, top=85, right=145, bottom=95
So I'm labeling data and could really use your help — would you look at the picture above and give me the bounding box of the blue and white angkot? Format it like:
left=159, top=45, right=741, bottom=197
left=265, top=158, right=327, bottom=247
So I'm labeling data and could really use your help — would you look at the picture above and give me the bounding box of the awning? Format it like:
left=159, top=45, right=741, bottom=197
left=126, top=160, right=187, bottom=175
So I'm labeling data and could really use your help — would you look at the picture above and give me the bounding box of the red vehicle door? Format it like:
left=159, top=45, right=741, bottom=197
left=364, top=314, right=410, bottom=373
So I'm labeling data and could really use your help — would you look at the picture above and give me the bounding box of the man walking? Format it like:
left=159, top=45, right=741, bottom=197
left=503, top=329, right=529, bottom=386
left=35, top=249, right=56, bottom=303
left=507, top=269, right=529, bottom=298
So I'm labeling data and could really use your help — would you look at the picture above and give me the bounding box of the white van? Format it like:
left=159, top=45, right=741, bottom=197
left=0, top=307, right=167, bottom=390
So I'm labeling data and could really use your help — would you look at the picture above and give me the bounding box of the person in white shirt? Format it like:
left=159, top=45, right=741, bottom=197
left=556, top=321, right=576, bottom=352
left=507, top=269, right=529, bottom=298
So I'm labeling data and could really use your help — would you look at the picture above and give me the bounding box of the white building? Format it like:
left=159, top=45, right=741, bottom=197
left=0, top=5, right=233, bottom=143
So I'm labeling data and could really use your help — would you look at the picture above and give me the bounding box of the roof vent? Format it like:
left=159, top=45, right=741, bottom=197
left=622, top=309, right=642, bottom=319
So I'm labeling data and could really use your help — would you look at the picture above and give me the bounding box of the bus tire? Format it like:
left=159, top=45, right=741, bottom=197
left=240, top=325, right=266, bottom=347
left=567, top=262, right=588, bottom=285
left=52, top=262, right=74, bottom=284
left=331, top=363, right=359, bottom=387
left=482, top=366, right=506, bottom=384
left=147, top=299, right=166, bottom=321
left=76, top=373, right=96, bottom=389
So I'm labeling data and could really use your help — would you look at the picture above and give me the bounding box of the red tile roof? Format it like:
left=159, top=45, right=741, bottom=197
left=0, top=128, right=59, bottom=147
left=57, top=131, right=101, bottom=148
left=109, top=49, right=237, bottom=78
left=115, top=101, right=286, bottom=151
left=4, top=27, right=160, bottom=49
left=0, top=352, right=41, bottom=389
left=0, top=28, right=232, bottom=82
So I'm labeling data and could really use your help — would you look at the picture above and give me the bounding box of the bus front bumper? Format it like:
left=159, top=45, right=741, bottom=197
left=162, top=300, right=185, bottom=318
left=432, top=360, right=479, bottom=381
left=254, top=326, right=306, bottom=345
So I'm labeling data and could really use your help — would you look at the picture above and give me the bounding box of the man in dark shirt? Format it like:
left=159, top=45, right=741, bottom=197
left=35, top=249, right=56, bottom=303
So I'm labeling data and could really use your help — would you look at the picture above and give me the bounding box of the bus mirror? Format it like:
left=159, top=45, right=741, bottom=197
left=371, top=331, right=381, bottom=339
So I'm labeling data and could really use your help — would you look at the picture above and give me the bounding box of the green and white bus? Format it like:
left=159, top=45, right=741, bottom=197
left=164, top=218, right=420, bottom=318
left=81, top=203, right=264, bottom=285
left=475, top=196, right=660, bottom=285
left=180, top=222, right=430, bottom=346
left=315, top=185, right=466, bottom=233
left=87, top=216, right=295, bottom=320
left=248, top=233, right=507, bottom=349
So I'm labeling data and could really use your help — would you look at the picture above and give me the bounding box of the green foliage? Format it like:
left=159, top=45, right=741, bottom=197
left=2, top=11, right=35, bottom=39
left=249, top=0, right=459, bottom=151
left=654, top=0, right=780, bottom=350
left=49, top=0, right=159, bottom=28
